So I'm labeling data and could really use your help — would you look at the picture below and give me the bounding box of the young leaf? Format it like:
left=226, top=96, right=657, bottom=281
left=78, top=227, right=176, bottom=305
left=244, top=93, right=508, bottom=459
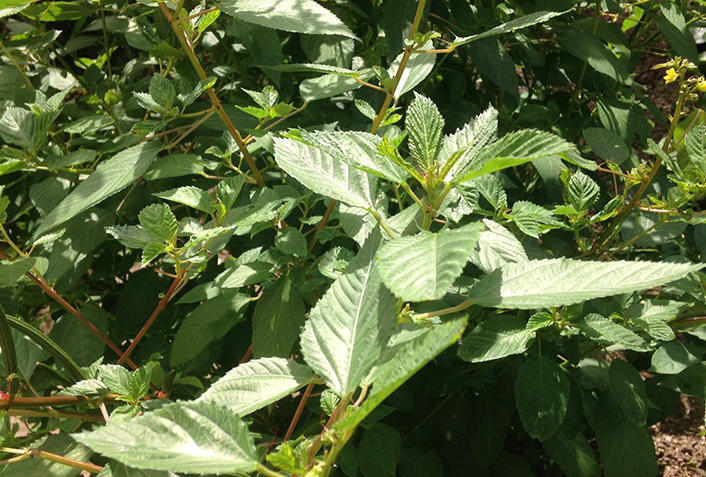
left=457, top=315, right=535, bottom=363
left=567, top=171, right=600, bottom=212
left=274, top=227, right=308, bottom=257
left=580, top=314, right=648, bottom=352
left=405, top=94, right=445, bottom=168
left=467, top=259, right=702, bottom=309
left=216, top=175, right=246, bottom=210
left=274, top=137, right=378, bottom=209
left=301, top=130, right=408, bottom=183
left=154, top=186, right=215, bottom=214
left=439, top=107, right=498, bottom=179
left=73, top=401, right=258, bottom=474
left=252, top=276, right=306, bottom=358
left=198, top=357, right=315, bottom=416
left=149, top=74, right=176, bottom=109
left=98, top=364, right=132, bottom=396
left=0, top=106, right=34, bottom=150
left=300, top=230, right=396, bottom=396
left=138, top=203, right=177, bottom=244
left=33, top=142, right=162, bottom=238
left=220, top=0, right=357, bottom=39
left=180, top=77, right=217, bottom=107
left=106, top=225, right=156, bottom=249
left=376, top=222, right=484, bottom=302
left=453, top=129, right=574, bottom=184
left=515, top=356, right=570, bottom=441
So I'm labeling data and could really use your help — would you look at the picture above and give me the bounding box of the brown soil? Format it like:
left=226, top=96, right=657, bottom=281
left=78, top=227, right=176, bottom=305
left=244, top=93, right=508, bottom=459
left=651, top=396, right=706, bottom=476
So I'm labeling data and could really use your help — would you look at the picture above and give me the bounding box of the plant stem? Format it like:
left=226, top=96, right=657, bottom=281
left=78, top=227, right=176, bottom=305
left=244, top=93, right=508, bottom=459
left=0, top=394, right=121, bottom=410
left=256, top=463, right=287, bottom=477
left=117, top=269, right=186, bottom=365
left=0, top=42, right=33, bottom=89
left=7, top=409, right=105, bottom=422
left=158, top=3, right=265, bottom=187
left=31, top=449, right=102, bottom=474
left=307, top=200, right=337, bottom=252
left=283, top=381, right=315, bottom=442
left=412, top=300, right=473, bottom=320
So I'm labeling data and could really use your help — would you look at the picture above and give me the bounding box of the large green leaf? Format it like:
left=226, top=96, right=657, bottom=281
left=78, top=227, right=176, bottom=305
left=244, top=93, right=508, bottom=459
left=468, top=391, right=514, bottom=468
left=220, top=0, right=357, bottom=39
left=580, top=314, right=648, bottom=352
left=390, top=40, right=436, bottom=98
left=33, top=142, right=162, bottom=238
left=556, top=28, right=631, bottom=83
left=198, top=357, right=315, bottom=416
left=542, top=432, right=600, bottom=477
left=609, top=359, right=648, bottom=427
left=468, top=37, right=519, bottom=97
left=73, top=401, right=258, bottom=474
left=336, top=318, right=467, bottom=430
left=439, top=107, right=498, bottom=179
left=0, top=106, right=34, bottom=150
left=453, top=129, right=574, bottom=184
left=274, top=137, right=378, bottom=209
left=97, top=462, right=179, bottom=477
left=50, top=306, right=108, bottom=367
left=300, top=230, right=396, bottom=396
left=592, top=393, right=658, bottom=477
left=469, top=219, right=527, bottom=274
left=301, top=130, right=407, bottom=183
left=170, top=293, right=250, bottom=367
left=467, top=259, right=702, bottom=309
left=0, top=257, right=35, bottom=286
left=252, top=276, right=306, bottom=359
left=376, top=223, right=484, bottom=302
left=405, top=93, right=445, bottom=167
left=457, top=315, right=535, bottom=363
left=515, top=356, right=570, bottom=441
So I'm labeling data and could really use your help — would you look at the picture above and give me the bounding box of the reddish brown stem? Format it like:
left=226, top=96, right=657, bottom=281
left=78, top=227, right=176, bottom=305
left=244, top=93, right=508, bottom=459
left=118, top=271, right=186, bottom=365
left=1, top=394, right=121, bottom=409
left=7, top=408, right=105, bottom=422
left=26, top=273, right=138, bottom=371
left=238, top=344, right=253, bottom=364
left=307, top=200, right=337, bottom=252
left=283, top=381, right=315, bottom=442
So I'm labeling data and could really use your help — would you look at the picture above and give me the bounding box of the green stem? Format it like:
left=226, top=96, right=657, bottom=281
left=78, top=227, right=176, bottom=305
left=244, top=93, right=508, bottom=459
left=412, top=300, right=473, bottom=320
left=158, top=3, right=265, bottom=187
left=256, top=463, right=287, bottom=477
left=369, top=210, right=396, bottom=239
left=0, top=42, right=33, bottom=89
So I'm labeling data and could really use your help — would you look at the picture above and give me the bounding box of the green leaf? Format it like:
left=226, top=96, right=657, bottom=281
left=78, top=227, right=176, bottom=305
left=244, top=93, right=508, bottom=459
left=336, top=318, right=467, bottom=430
left=149, top=74, right=176, bottom=109
left=469, top=219, right=528, bottom=274
left=515, top=356, right=570, bottom=441
left=228, top=19, right=283, bottom=86
left=0, top=107, right=34, bottom=149
left=106, top=225, right=156, bottom=249
left=170, top=293, right=250, bottom=367
left=468, top=391, right=514, bottom=469
left=274, top=137, right=378, bottom=209
left=33, top=142, right=162, bottom=238
left=154, top=186, right=215, bottom=214
left=141, top=242, right=168, bottom=266
left=358, top=423, right=402, bottom=476
left=542, top=432, right=600, bottom=477
left=180, top=77, right=216, bottom=107
left=467, top=259, right=702, bottom=309
left=567, top=171, right=600, bottom=212
left=73, top=401, right=258, bottom=474
left=220, top=0, right=357, bottom=39
left=454, top=129, right=574, bottom=184
left=383, top=0, right=417, bottom=55
left=376, top=223, right=484, bottom=302
left=300, top=230, right=396, bottom=396
left=649, top=341, right=701, bottom=375
left=654, top=7, right=698, bottom=61
left=98, top=364, right=131, bottom=396
left=452, top=10, right=565, bottom=46
left=457, top=315, right=535, bottom=363
left=579, top=314, right=647, bottom=352
left=252, top=276, right=306, bottom=358
left=138, top=203, right=177, bottom=243
left=51, top=306, right=108, bottom=367
left=0, top=305, right=18, bottom=394
left=557, top=27, right=631, bottom=83
left=216, top=176, right=246, bottom=210
left=299, top=73, right=364, bottom=102
left=301, top=130, right=408, bottom=183
left=405, top=93, right=445, bottom=167
left=582, top=127, right=629, bottom=165
left=274, top=227, right=307, bottom=257
left=199, top=357, right=314, bottom=415
left=214, top=262, right=273, bottom=288
left=609, top=359, right=648, bottom=426
left=59, top=379, right=110, bottom=398
left=592, top=393, right=658, bottom=477
left=685, top=123, right=706, bottom=173
left=389, top=40, right=436, bottom=98
left=468, top=37, right=519, bottom=97
left=440, top=107, right=498, bottom=179
left=0, top=257, right=35, bottom=286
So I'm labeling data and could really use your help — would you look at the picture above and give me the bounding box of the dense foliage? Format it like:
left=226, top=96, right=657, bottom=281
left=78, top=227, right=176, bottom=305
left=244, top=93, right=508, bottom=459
left=1, top=0, right=706, bottom=476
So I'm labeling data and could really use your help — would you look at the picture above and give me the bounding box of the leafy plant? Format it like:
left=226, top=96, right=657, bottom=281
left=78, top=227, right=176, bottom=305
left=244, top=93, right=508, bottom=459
left=0, top=0, right=706, bottom=476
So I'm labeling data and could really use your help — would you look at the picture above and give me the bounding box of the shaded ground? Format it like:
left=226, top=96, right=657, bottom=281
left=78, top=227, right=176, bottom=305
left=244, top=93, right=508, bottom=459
left=651, top=396, right=706, bottom=476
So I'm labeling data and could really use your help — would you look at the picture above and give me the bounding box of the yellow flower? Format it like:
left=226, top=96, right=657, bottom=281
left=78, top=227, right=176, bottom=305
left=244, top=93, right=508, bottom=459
left=664, top=68, right=679, bottom=84
left=697, top=78, right=706, bottom=92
